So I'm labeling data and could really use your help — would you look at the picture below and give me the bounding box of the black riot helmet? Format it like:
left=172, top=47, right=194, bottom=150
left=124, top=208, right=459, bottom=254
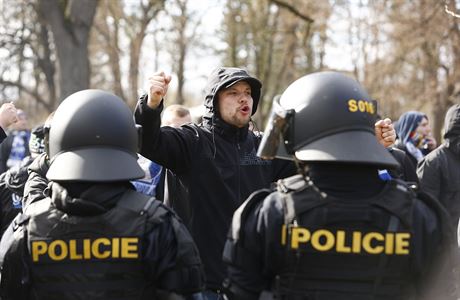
left=46, top=89, right=144, bottom=181
left=258, top=71, right=399, bottom=168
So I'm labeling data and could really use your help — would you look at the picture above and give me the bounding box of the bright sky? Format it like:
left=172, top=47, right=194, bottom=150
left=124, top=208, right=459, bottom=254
left=138, top=0, right=357, bottom=107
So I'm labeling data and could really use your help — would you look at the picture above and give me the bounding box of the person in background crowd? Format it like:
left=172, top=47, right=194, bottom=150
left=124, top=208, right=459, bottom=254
left=223, top=71, right=456, bottom=300
left=132, top=104, right=192, bottom=198
left=0, top=89, right=205, bottom=299
left=394, top=111, right=436, bottom=167
left=0, top=125, right=46, bottom=237
left=418, top=104, right=460, bottom=229
left=0, top=103, right=18, bottom=144
left=21, top=112, right=54, bottom=212
left=162, top=104, right=193, bottom=127
left=134, top=67, right=396, bottom=298
left=0, top=109, right=30, bottom=173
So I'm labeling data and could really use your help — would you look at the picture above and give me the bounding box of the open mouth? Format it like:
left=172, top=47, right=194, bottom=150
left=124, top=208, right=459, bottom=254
left=240, top=105, right=250, bottom=114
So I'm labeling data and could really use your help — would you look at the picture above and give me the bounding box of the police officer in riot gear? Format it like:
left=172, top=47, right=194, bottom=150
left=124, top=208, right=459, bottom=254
left=223, top=72, right=456, bottom=300
left=0, top=90, right=205, bottom=299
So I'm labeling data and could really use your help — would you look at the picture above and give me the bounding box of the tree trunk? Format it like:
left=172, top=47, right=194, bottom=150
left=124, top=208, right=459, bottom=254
left=99, top=1, right=125, bottom=100
left=128, top=35, right=143, bottom=107
left=36, top=22, right=57, bottom=111
left=38, top=0, right=98, bottom=101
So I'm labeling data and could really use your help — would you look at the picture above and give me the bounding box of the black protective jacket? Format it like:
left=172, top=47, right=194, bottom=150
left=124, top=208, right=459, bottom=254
left=388, top=147, right=418, bottom=184
left=134, top=96, right=295, bottom=290
left=224, top=165, right=456, bottom=300
left=417, top=105, right=460, bottom=228
left=0, top=182, right=205, bottom=299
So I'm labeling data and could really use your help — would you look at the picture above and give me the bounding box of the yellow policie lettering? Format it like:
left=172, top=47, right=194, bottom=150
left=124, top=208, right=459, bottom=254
left=348, top=99, right=375, bottom=114
left=31, top=237, right=139, bottom=262
left=281, top=226, right=410, bottom=255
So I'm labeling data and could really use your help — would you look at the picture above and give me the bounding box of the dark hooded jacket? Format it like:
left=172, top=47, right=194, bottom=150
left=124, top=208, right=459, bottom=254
left=0, top=156, right=33, bottom=237
left=134, top=67, right=296, bottom=290
left=417, top=104, right=460, bottom=227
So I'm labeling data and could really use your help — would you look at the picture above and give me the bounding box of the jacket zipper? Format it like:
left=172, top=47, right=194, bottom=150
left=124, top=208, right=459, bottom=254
left=236, top=132, right=241, bottom=202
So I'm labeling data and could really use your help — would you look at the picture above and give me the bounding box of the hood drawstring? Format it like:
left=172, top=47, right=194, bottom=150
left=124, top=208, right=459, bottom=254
left=250, top=118, right=262, bottom=138
left=212, top=115, right=217, bottom=159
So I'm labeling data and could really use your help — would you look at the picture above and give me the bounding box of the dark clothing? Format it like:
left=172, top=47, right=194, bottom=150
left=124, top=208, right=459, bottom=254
left=22, top=152, right=49, bottom=212
left=134, top=96, right=295, bottom=290
left=0, top=182, right=205, bottom=299
left=388, top=147, right=418, bottom=184
left=224, top=165, right=454, bottom=300
left=417, top=143, right=460, bottom=227
left=394, top=142, right=421, bottom=171
left=417, top=104, right=460, bottom=228
left=0, top=157, right=33, bottom=237
left=0, top=128, right=6, bottom=144
left=162, top=169, right=192, bottom=226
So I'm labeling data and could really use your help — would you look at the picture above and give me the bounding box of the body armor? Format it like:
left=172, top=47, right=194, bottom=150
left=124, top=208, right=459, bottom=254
left=26, top=190, right=160, bottom=299
left=273, top=176, right=416, bottom=300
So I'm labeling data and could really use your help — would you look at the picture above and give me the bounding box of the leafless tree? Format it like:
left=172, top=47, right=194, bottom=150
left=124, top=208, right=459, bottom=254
left=38, top=0, right=98, bottom=101
left=166, top=0, right=204, bottom=105
left=0, top=1, right=56, bottom=115
left=125, top=0, right=164, bottom=106
left=220, top=0, right=331, bottom=125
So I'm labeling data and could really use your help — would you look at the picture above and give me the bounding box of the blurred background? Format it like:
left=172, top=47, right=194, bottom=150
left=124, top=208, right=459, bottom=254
left=0, top=0, right=459, bottom=143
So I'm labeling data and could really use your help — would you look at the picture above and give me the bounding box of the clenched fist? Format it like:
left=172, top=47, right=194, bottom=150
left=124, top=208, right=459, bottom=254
left=146, top=71, right=172, bottom=109
left=0, top=102, right=18, bottom=130
left=375, top=118, right=396, bottom=148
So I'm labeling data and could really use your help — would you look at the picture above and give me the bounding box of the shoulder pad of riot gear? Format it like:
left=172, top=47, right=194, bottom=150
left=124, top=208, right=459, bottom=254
left=276, top=174, right=310, bottom=193
left=230, top=188, right=273, bottom=242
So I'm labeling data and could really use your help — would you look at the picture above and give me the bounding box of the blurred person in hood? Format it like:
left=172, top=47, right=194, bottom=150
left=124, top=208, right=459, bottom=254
left=395, top=111, right=436, bottom=166
left=417, top=104, right=460, bottom=229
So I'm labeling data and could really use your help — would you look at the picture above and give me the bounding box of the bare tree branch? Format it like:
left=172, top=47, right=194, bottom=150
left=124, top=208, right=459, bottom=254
left=269, top=0, right=314, bottom=23
left=0, top=79, right=52, bottom=111
left=445, top=2, right=460, bottom=18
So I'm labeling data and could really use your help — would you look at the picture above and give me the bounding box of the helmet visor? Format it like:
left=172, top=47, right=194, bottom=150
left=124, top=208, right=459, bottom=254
left=257, top=97, right=294, bottom=160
